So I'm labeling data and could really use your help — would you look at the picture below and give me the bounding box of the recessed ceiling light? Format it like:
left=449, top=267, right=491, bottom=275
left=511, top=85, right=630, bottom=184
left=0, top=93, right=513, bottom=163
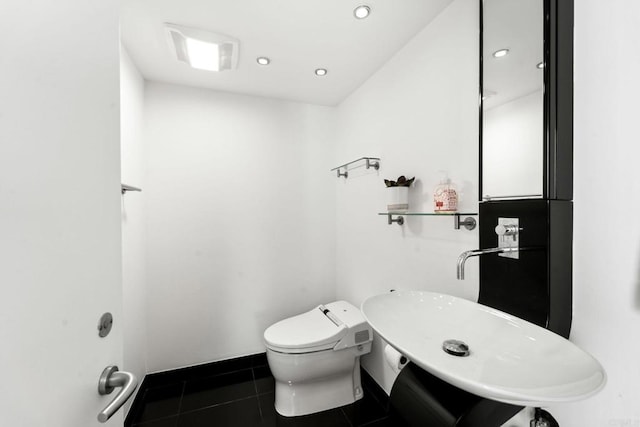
left=257, top=57, right=271, bottom=66
left=165, top=23, right=239, bottom=72
left=354, top=5, right=371, bottom=19
left=537, top=61, right=545, bottom=69
left=492, top=49, right=510, bottom=58
left=315, top=68, right=328, bottom=76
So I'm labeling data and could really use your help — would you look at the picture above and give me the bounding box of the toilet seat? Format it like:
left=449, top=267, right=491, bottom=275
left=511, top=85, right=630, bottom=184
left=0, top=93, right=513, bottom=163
left=264, top=305, right=347, bottom=354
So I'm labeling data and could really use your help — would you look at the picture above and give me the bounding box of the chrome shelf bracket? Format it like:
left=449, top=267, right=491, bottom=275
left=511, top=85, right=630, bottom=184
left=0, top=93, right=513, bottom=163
left=365, top=158, right=380, bottom=170
left=454, top=215, right=477, bottom=230
left=387, top=213, right=404, bottom=226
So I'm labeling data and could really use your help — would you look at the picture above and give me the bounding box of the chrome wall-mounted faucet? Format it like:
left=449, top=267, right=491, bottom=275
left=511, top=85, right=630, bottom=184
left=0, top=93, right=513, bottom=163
left=456, top=217, right=522, bottom=280
left=456, top=247, right=519, bottom=280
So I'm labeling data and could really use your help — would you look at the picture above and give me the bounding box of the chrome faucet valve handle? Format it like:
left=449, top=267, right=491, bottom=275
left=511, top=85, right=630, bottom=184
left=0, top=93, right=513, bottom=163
left=495, top=217, right=520, bottom=259
left=495, top=224, right=519, bottom=241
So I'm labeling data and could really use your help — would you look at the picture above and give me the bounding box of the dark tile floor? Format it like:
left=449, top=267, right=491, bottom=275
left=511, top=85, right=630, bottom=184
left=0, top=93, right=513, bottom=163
left=126, top=353, right=394, bottom=427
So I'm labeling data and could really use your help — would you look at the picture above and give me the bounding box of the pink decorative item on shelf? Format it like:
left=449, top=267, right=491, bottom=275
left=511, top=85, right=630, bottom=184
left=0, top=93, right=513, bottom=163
left=434, top=175, right=458, bottom=213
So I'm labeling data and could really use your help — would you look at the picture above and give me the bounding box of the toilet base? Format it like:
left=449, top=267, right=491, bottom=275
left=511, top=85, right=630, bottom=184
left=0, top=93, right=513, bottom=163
left=274, top=362, right=364, bottom=417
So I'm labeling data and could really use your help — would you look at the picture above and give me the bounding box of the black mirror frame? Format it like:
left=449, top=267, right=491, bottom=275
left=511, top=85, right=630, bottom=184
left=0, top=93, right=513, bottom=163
left=479, top=0, right=574, bottom=201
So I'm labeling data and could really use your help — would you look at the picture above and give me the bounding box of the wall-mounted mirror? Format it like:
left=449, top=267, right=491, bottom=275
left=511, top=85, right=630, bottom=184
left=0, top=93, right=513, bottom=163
left=480, top=0, right=574, bottom=201
left=481, top=0, right=543, bottom=200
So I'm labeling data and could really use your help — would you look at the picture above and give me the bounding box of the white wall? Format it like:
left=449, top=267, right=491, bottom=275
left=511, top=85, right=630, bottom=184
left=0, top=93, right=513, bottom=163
left=547, top=1, right=640, bottom=425
left=143, top=83, right=337, bottom=372
left=334, top=0, right=480, bottom=393
left=120, top=47, right=148, bottom=412
left=483, top=90, right=543, bottom=199
left=0, top=1, right=123, bottom=425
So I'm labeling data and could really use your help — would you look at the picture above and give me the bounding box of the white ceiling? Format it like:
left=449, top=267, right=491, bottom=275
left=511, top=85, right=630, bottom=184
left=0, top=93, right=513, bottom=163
left=120, top=0, right=453, bottom=106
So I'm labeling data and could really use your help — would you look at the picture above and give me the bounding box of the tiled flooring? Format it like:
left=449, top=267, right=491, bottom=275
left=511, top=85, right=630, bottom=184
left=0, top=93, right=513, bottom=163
left=126, top=353, right=395, bottom=427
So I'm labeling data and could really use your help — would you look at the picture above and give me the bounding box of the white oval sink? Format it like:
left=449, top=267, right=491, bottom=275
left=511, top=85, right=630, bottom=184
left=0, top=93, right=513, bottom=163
left=361, top=290, right=606, bottom=406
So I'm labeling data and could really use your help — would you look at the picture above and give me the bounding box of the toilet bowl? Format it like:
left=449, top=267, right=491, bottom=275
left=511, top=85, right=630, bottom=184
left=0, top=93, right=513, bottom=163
left=264, top=300, right=373, bottom=417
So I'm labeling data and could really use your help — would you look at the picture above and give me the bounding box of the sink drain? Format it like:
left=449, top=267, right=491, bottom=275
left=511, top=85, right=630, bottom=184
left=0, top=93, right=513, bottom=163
left=442, top=339, right=470, bottom=357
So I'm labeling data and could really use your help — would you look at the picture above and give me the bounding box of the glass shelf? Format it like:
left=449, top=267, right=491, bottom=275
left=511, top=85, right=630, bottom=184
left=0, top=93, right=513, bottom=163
left=378, top=212, right=477, bottom=230
left=377, top=212, right=477, bottom=216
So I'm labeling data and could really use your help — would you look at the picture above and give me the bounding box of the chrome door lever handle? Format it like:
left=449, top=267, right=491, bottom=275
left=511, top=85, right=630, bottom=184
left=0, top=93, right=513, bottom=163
left=97, top=365, right=138, bottom=423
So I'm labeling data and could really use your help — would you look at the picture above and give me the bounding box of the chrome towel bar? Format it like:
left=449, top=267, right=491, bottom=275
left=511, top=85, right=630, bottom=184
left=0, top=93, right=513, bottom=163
left=331, top=157, right=380, bottom=178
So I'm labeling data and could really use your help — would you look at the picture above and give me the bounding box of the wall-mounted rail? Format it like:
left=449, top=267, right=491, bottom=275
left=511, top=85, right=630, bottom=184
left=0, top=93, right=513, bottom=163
left=121, top=184, right=142, bottom=195
left=331, top=157, right=380, bottom=179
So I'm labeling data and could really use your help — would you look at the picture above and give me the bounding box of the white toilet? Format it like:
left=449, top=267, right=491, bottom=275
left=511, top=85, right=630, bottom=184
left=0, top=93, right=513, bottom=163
left=264, top=300, right=373, bottom=417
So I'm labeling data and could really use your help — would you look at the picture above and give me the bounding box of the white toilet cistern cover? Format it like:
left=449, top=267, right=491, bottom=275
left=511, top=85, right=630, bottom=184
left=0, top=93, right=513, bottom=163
left=264, top=301, right=371, bottom=353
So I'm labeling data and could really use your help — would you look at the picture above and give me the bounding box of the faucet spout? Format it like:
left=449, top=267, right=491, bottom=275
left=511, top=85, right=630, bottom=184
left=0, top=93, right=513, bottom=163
left=456, top=247, right=519, bottom=280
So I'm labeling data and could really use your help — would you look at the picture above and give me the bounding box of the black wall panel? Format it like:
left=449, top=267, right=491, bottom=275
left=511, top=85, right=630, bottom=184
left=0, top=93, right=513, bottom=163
left=479, top=200, right=572, bottom=338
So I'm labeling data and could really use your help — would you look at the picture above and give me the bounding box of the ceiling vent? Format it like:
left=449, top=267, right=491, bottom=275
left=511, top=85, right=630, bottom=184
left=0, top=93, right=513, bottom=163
left=165, top=23, right=239, bottom=72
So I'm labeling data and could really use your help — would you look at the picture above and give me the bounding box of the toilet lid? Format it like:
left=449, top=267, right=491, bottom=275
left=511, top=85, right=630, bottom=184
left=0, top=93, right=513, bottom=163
left=264, top=306, right=347, bottom=353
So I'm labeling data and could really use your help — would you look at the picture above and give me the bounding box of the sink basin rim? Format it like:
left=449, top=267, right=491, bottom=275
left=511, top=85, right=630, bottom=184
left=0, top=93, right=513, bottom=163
left=361, top=290, right=607, bottom=406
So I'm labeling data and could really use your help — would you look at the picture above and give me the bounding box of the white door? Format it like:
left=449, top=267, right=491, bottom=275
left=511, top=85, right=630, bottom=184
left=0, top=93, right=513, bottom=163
left=0, top=1, right=125, bottom=426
